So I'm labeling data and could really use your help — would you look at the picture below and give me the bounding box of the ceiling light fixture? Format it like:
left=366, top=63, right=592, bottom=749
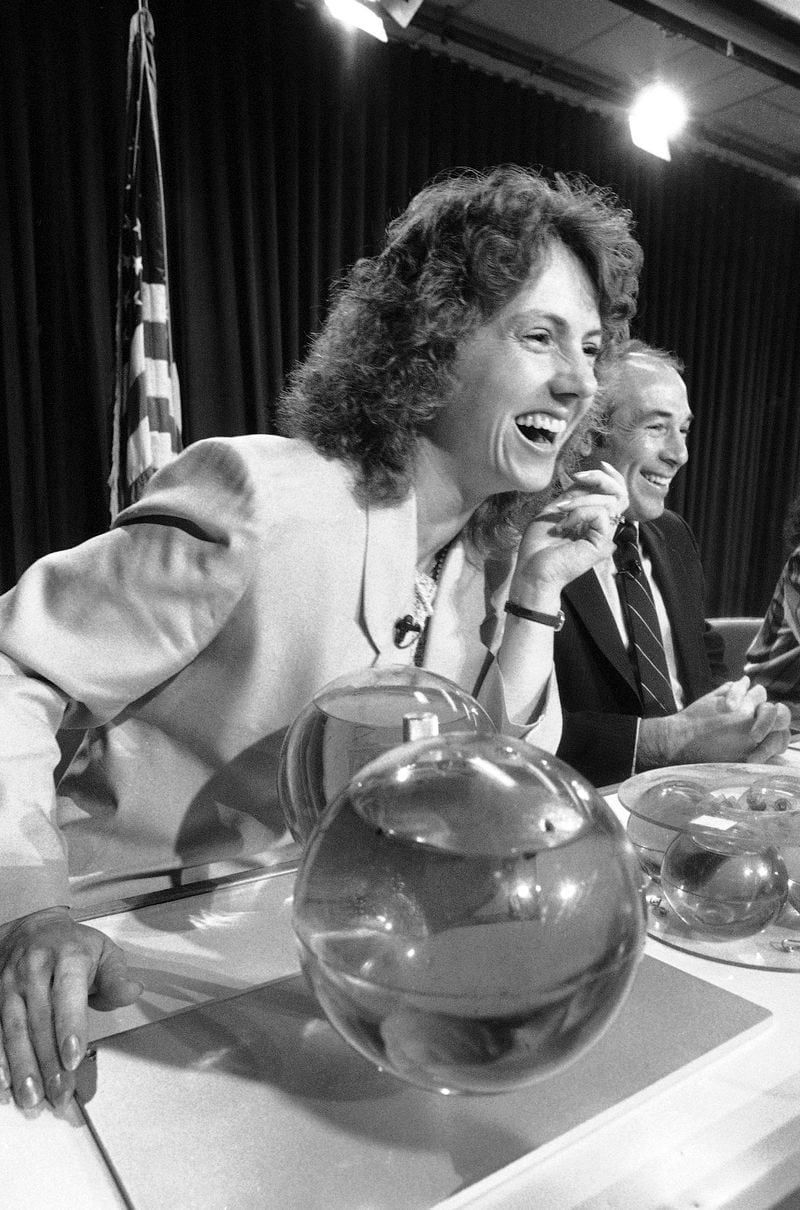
left=324, top=0, right=388, bottom=42
left=379, top=0, right=425, bottom=27
left=628, top=83, right=688, bottom=162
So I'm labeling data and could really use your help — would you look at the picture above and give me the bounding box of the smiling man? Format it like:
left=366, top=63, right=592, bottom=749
left=552, top=339, right=791, bottom=786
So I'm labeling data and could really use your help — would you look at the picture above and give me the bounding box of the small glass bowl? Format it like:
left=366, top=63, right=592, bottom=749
left=278, top=664, right=495, bottom=845
left=660, top=828, right=788, bottom=939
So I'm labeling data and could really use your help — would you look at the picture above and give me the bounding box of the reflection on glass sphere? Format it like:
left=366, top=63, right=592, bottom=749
left=293, top=734, right=647, bottom=1095
left=626, top=780, right=707, bottom=881
left=278, top=665, right=495, bottom=845
left=661, top=829, right=788, bottom=938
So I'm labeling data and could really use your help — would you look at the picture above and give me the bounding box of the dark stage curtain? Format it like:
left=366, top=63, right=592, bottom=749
left=2, top=0, right=799, bottom=614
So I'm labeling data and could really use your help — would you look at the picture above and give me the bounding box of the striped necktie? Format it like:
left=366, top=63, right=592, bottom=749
left=613, top=521, right=677, bottom=717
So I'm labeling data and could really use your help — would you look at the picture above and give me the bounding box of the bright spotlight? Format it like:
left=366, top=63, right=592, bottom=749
left=629, top=83, right=688, bottom=161
left=324, top=0, right=388, bottom=42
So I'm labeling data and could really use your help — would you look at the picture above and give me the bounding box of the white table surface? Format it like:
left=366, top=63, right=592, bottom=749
left=6, top=777, right=800, bottom=1210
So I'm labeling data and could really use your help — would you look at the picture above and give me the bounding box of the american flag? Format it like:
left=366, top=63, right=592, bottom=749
left=109, top=4, right=182, bottom=520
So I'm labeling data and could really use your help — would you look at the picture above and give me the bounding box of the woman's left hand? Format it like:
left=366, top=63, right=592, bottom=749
left=512, top=461, right=628, bottom=602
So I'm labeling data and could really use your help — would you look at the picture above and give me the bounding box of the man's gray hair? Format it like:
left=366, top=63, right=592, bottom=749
left=597, top=338, right=684, bottom=420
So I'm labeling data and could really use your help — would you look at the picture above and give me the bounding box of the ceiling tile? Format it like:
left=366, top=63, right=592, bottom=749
left=654, top=44, right=740, bottom=96
left=459, top=0, right=625, bottom=58
left=766, top=82, right=800, bottom=112
left=718, top=96, right=800, bottom=151
left=564, top=13, right=697, bottom=84
left=689, top=61, right=785, bottom=113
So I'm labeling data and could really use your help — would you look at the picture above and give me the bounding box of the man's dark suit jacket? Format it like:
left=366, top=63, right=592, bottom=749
left=554, top=510, right=728, bottom=788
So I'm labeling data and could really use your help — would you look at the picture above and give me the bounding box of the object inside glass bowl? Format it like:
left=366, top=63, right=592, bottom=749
left=732, top=775, right=800, bottom=815
left=697, top=778, right=800, bottom=887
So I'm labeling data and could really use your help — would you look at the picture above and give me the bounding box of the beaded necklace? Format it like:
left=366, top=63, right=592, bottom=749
left=392, top=542, right=452, bottom=667
left=413, top=541, right=451, bottom=666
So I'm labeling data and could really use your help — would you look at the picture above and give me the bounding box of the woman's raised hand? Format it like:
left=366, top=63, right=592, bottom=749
left=513, top=460, right=628, bottom=602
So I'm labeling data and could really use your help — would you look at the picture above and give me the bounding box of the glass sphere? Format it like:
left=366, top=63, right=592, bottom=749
left=626, top=779, right=707, bottom=881
left=727, top=776, right=800, bottom=905
left=292, top=734, right=647, bottom=1095
left=788, top=879, right=800, bottom=914
left=660, top=829, right=788, bottom=938
left=278, top=664, right=495, bottom=845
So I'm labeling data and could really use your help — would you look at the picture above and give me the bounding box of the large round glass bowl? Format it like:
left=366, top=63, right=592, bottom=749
left=292, top=734, right=647, bottom=1095
left=278, top=665, right=495, bottom=845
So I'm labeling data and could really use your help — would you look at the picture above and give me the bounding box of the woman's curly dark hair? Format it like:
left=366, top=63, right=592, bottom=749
left=278, top=164, right=642, bottom=551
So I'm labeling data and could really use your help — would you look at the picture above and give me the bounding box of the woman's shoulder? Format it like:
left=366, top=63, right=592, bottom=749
left=128, top=435, right=357, bottom=518
left=194, top=435, right=355, bottom=497
left=109, top=437, right=357, bottom=558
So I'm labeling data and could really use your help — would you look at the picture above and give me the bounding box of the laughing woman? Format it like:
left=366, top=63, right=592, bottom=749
left=0, top=164, right=640, bottom=1113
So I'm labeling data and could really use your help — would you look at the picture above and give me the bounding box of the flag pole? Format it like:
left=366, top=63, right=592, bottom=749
left=109, top=0, right=182, bottom=522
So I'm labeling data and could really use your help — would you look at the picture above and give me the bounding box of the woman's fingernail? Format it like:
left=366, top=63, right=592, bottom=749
left=19, top=1075, right=41, bottom=1110
left=61, top=1034, right=82, bottom=1072
left=47, top=1071, right=73, bottom=1110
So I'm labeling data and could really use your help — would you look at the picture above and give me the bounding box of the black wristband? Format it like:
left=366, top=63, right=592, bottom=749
left=504, top=600, right=565, bottom=631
